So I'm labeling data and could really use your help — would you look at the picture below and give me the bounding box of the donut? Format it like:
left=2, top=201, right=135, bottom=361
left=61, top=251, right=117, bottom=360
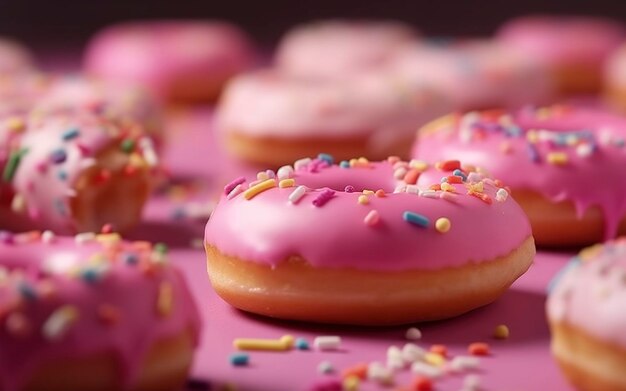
left=604, top=44, right=626, bottom=112
left=276, top=19, right=418, bottom=79
left=0, top=230, right=201, bottom=391
left=204, top=155, right=535, bottom=325
left=547, top=239, right=626, bottom=391
left=0, top=111, right=159, bottom=234
left=84, top=20, right=256, bottom=103
left=389, top=40, right=556, bottom=111
left=0, top=37, right=34, bottom=76
left=412, top=104, right=626, bottom=247
left=216, top=70, right=452, bottom=166
left=33, top=75, right=163, bottom=145
left=497, top=15, right=626, bottom=94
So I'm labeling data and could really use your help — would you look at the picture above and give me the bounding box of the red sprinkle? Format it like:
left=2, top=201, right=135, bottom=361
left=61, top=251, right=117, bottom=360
left=429, top=184, right=442, bottom=191
left=469, top=191, right=493, bottom=204
left=445, top=175, right=463, bottom=184
left=411, top=376, right=433, bottom=391
left=430, top=344, right=448, bottom=357
left=403, top=169, right=421, bottom=185
left=375, top=189, right=386, bottom=198
left=341, top=363, right=368, bottom=380
left=436, top=160, right=461, bottom=171
left=94, top=169, right=111, bottom=184
left=101, top=224, right=113, bottom=234
left=468, top=342, right=490, bottom=356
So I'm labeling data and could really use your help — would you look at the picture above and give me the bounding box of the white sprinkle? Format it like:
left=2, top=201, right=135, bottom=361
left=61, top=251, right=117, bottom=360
left=41, top=230, right=55, bottom=244
left=387, top=346, right=405, bottom=369
left=393, top=167, right=408, bottom=180
left=364, top=210, right=380, bottom=226
left=42, top=306, right=79, bottom=341
left=10, top=194, right=26, bottom=213
left=392, top=161, right=408, bottom=170
left=79, top=158, right=97, bottom=170
left=227, top=184, right=244, bottom=200
left=495, top=188, right=509, bottom=202
left=314, top=336, right=341, bottom=351
left=393, top=184, right=407, bottom=194
left=74, top=232, right=96, bottom=245
left=449, top=356, right=481, bottom=372
left=405, top=185, right=420, bottom=195
left=277, top=165, right=294, bottom=180
left=265, top=170, right=276, bottom=179
left=139, top=137, right=159, bottom=167
left=367, top=362, right=393, bottom=384
left=405, top=327, right=422, bottom=340
left=576, top=143, right=593, bottom=158
left=466, top=172, right=483, bottom=183
left=317, top=361, right=334, bottom=374
left=411, top=362, right=443, bottom=378
left=419, top=190, right=438, bottom=198
left=402, top=343, right=426, bottom=363
left=65, top=189, right=77, bottom=198
left=288, top=186, right=307, bottom=204
left=463, top=374, right=482, bottom=390
left=294, top=158, right=312, bottom=171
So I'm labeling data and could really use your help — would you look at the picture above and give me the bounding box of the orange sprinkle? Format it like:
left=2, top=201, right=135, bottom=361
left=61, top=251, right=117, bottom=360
left=341, top=362, right=368, bottom=380
left=436, top=160, right=461, bottom=171
left=403, top=169, right=421, bottom=185
left=445, top=175, right=463, bottom=184
left=411, top=376, right=433, bottom=391
left=429, top=184, right=442, bottom=191
left=469, top=191, right=493, bottom=204
left=468, top=342, right=490, bottom=356
left=430, top=344, right=448, bottom=357
left=375, top=189, right=386, bottom=198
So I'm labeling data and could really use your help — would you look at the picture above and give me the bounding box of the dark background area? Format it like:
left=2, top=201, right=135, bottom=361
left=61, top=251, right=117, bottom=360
left=2, top=0, right=626, bottom=50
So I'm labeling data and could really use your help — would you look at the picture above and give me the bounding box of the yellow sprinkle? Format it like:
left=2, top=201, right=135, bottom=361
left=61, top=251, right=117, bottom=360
left=279, top=179, right=295, bottom=188
left=96, top=233, right=122, bottom=244
left=537, top=107, right=551, bottom=120
left=157, top=282, right=174, bottom=317
left=547, top=152, right=568, bottom=165
left=526, top=130, right=539, bottom=144
left=440, top=183, right=455, bottom=192
left=243, top=179, right=276, bottom=200
left=493, top=324, right=510, bottom=340
left=128, top=153, right=147, bottom=168
left=435, top=217, right=451, bottom=233
left=349, top=158, right=358, bottom=167
left=468, top=182, right=484, bottom=193
left=358, top=157, right=369, bottom=164
left=5, top=116, right=25, bottom=132
left=358, top=195, right=369, bottom=205
left=256, top=171, right=269, bottom=181
left=578, top=243, right=604, bottom=262
left=424, top=352, right=446, bottom=367
left=234, top=335, right=295, bottom=351
left=343, top=375, right=360, bottom=391
left=362, top=190, right=375, bottom=195
left=409, top=159, right=429, bottom=171
left=10, top=194, right=26, bottom=213
left=419, top=113, right=456, bottom=135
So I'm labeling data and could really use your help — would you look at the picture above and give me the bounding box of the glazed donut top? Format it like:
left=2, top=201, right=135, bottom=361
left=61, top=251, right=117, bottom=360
left=276, top=19, right=418, bottom=78
left=217, top=70, right=451, bottom=142
left=389, top=40, right=555, bottom=110
left=3, top=112, right=159, bottom=233
left=605, top=44, right=626, bottom=89
left=548, top=239, right=626, bottom=348
left=0, top=230, right=201, bottom=391
left=84, top=20, right=255, bottom=95
left=205, top=155, right=532, bottom=271
left=413, top=105, right=626, bottom=240
left=0, top=37, right=34, bottom=75
left=497, top=15, right=626, bottom=68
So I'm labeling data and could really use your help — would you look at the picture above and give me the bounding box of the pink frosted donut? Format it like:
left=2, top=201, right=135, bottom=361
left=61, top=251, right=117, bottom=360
left=497, top=15, right=626, bottom=94
left=0, top=37, right=34, bottom=75
left=216, top=70, right=452, bottom=165
left=0, top=230, right=201, bottom=391
left=389, top=40, right=556, bottom=111
left=604, top=44, right=626, bottom=112
left=204, top=156, right=535, bottom=325
left=84, top=21, right=256, bottom=102
left=547, top=239, right=626, bottom=391
left=413, top=105, right=626, bottom=246
left=276, top=19, right=419, bottom=79
left=33, top=75, right=163, bottom=143
left=0, top=112, right=159, bottom=234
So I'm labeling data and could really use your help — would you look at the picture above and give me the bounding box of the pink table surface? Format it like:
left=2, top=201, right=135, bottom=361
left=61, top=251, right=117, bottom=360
left=128, top=107, right=577, bottom=391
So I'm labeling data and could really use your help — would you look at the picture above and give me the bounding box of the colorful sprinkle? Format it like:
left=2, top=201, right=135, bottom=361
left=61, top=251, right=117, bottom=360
left=314, top=336, right=341, bottom=351
left=49, top=149, right=67, bottom=164
left=234, top=335, right=294, bottom=351
left=312, top=189, right=335, bottom=207
left=436, top=160, right=461, bottom=171
left=364, top=210, right=380, bottom=227
left=495, top=188, right=509, bottom=202
left=493, top=324, right=510, bottom=339
left=344, top=185, right=355, bottom=193
left=226, top=184, right=243, bottom=200
left=317, top=153, right=334, bottom=165
left=157, top=282, right=174, bottom=317
left=357, top=195, right=369, bottom=205
left=61, top=128, right=80, bottom=141
left=295, top=338, right=310, bottom=350
left=120, top=139, right=135, bottom=153
left=279, top=179, right=295, bottom=188
left=317, top=361, right=335, bottom=374
left=42, top=305, right=79, bottom=341
left=224, top=177, right=246, bottom=195
left=288, top=186, right=307, bottom=204
left=342, top=376, right=360, bottom=391
left=405, top=327, right=422, bottom=340
left=547, top=152, right=568, bottom=165
left=277, top=165, right=294, bottom=180
left=468, top=342, right=490, bottom=356
left=3, top=149, right=27, bottom=182
left=411, top=376, right=433, bottom=391
left=229, top=352, right=249, bottom=366
left=294, top=157, right=312, bottom=171
left=435, top=217, right=451, bottom=233
left=243, top=179, right=276, bottom=200
left=403, top=211, right=430, bottom=228
left=403, top=169, right=420, bottom=185
left=375, top=189, right=386, bottom=197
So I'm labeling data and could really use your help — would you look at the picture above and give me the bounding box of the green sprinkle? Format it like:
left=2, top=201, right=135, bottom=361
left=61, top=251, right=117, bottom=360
left=154, top=242, right=168, bottom=254
left=2, top=149, right=27, bottom=182
left=120, top=139, right=135, bottom=154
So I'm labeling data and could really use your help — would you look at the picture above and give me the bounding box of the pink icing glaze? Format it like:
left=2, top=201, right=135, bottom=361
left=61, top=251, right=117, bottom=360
left=0, top=231, right=201, bottom=391
left=388, top=40, right=556, bottom=111
left=205, top=158, right=532, bottom=271
left=216, top=70, right=452, bottom=154
left=412, top=105, right=626, bottom=240
left=276, top=19, right=419, bottom=79
left=497, top=15, right=626, bottom=69
left=547, top=238, right=626, bottom=349
left=0, top=37, right=34, bottom=75
left=84, top=21, right=256, bottom=99
left=2, top=112, right=158, bottom=234
left=605, top=44, right=626, bottom=89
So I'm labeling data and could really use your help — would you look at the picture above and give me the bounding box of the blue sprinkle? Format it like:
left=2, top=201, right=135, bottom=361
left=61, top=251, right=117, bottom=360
left=403, top=211, right=430, bottom=228
left=317, top=153, right=334, bottom=165
left=50, top=149, right=67, bottom=164
left=295, top=338, right=309, bottom=350
left=18, top=282, right=37, bottom=301
left=123, top=253, right=139, bottom=265
left=171, top=207, right=186, bottom=220
left=452, top=169, right=467, bottom=181
left=229, top=352, right=249, bottom=366
left=62, top=128, right=80, bottom=141
left=54, top=198, right=68, bottom=216
left=81, top=268, right=100, bottom=284
left=504, top=126, right=522, bottom=138
left=339, top=160, right=350, bottom=169
left=57, top=170, right=68, bottom=181
left=526, top=143, right=541, bottom=163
